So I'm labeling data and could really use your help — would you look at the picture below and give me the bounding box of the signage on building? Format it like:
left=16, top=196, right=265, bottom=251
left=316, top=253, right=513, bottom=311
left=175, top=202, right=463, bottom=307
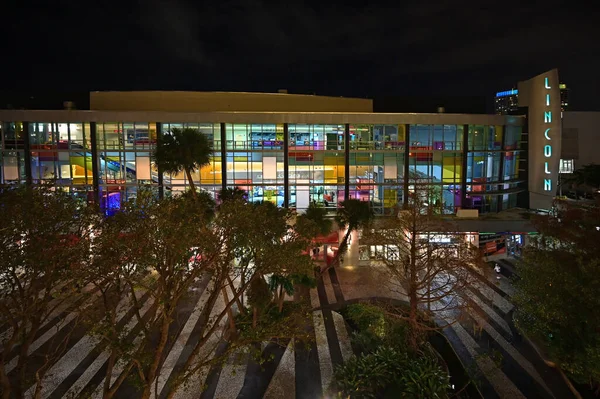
left=518, top=69, right=562, bottom=210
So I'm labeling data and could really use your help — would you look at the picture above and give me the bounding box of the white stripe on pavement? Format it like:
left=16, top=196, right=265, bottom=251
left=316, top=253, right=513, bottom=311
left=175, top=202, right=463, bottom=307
left=48, top=290, right=151, bottom=399
left=3, top=289, right=102, bottom=375
left=312, top=310, right=333, bottom=395
left=264, top=339, right=295, bottom=399
left=212, top=350, right=247, bottom=399
left=450, top=323, right=525, bottom=399
left=465, top=290, right=513, bottom=337
left=172, top=290, right=227, bottom=398
left=309, top=288, right=320, bottom=309
left=321, top=272, right=337, bottom=305
left=149, top=281, right=214, bottom=398
left=331, top=311, right=353, bottom=362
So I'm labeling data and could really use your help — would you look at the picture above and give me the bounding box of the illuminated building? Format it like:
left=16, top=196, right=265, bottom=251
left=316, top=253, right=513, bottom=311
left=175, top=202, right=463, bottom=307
left=494, top=89, right=519, bottom=115
left=0, top=110, right=524, bottom=217
left=16, top=77, right=588, bottom=217
left=495, top=83, right=569, bottom=115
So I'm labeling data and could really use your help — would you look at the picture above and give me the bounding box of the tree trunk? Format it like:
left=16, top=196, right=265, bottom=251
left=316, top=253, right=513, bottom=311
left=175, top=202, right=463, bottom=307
left=272, top=285, right=279, bottom=305
left=252, top=307, right=258, bottom=328
left=0, top=364, right=11, bottom=399
left=221, top=287, right=236, bottom=331
left=328, top=227, right=352, bottom=271
left=103, top=351, right=118, bottom=398
left=278, top=285, right=285, bottom=313
left=408, top=218, right=420, bottom=350
left=226, top=275, right=244, bottom=315
left=16, top=321, right=40, bottom=398
left=140, top=315, right=171, bottom=399
left=185, top=168, right=197, bottom=199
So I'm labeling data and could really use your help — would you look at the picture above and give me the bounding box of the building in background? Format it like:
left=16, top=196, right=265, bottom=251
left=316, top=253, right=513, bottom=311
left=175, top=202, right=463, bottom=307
left=495, top=83, right=569, bottom=115
left=0, top=90, right=525, bottom=216
left=560, top=111, right=600, bottom=174
left=494, top=89, right=520, bottom=115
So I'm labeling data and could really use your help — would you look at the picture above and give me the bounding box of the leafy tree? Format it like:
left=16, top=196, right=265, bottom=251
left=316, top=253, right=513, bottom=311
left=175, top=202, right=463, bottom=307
left=563, top=163, right=600, bottom=192
left=89, top=188, right=226, bottom=399
left=218, top=187, right=247, bottom=203
left=296, top=201, right=332, bottom=238
left=247, top=275, right=272, bottom=328
left=166, top=199, right=314, bottom=397
left=153, top=127, right=213, bottom=199
left=362, top=193, right=481, bottom=349
left=0, top=185, right=94, bottom=399
left=513, top=199, right=600, bottom=392
left=329, top=199, right=373, bottom=270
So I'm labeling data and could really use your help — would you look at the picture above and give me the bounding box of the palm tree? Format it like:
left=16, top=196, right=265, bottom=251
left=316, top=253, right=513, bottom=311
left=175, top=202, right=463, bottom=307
left=153, top=128, right=213, bottom=200
left=218, top=187, right=248, bottom=203
left=329, top=199, right=373, bottom=270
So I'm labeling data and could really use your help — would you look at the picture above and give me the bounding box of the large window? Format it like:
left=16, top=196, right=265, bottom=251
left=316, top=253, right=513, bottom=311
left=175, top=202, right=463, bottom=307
left=289, top=124, right=343, bottom=150
left=559, top=159, right=574, bottom=174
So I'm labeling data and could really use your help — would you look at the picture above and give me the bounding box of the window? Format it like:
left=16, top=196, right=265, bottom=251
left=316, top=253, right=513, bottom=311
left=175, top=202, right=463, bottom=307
left=560, top=159, right=574, bottom=174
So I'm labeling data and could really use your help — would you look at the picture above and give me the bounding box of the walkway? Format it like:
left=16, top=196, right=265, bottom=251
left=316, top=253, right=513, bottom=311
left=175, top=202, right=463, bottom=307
left=4, top=258, right=575, bottom=398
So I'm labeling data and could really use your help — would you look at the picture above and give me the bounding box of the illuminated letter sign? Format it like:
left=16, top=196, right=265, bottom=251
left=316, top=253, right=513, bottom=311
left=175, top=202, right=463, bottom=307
left=543, top=78, right=553, bottom=191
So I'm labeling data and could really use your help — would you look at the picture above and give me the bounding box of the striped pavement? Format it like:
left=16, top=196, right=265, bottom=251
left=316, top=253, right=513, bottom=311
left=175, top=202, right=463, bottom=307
left=1, top=259, right=575, bottom=398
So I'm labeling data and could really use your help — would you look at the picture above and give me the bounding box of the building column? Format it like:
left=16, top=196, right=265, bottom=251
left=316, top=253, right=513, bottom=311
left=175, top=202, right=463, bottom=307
left=403, top=124, right=410, bottom=208
left=461, top=124, right=469, bottom=209
left=220, top=123, right=227, bottom=194
left=23, top=122, right=32, bottom=186
left=283, top=123, right=289, bottom=208
left=156, top=122, right=164, bottom=199
left=89, top=122, right=100, bottom=204
left=344, top=123, right=350, bottom=201
left=497, top=125, right=508, bottom=212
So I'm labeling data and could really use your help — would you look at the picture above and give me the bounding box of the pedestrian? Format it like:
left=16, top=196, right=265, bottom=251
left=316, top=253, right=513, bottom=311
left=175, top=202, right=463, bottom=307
left=494, top=263, right=501, bottom=279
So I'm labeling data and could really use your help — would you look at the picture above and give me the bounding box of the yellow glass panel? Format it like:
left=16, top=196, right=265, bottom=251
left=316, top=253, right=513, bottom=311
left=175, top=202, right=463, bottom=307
left=200, top=164, right=221, bottom=183
left=442, top=156, right=461, bottom=181
left=264, top=189, right=277, bottom=204
left=384, top=189, right=397, bottom=207
left=398, top=125, right=406, bottom=141
left=495, top=125, right=504, bottom=144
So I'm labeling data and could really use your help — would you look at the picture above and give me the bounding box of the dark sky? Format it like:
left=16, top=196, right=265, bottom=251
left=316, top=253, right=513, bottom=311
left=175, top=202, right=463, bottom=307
left=2, top=0, right=598, bottom=111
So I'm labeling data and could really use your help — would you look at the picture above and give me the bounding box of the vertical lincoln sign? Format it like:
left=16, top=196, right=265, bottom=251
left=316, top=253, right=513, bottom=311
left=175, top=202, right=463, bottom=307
left=543, top=77, right=553, bottom=191
left=518, top=69, right=561, bottom=210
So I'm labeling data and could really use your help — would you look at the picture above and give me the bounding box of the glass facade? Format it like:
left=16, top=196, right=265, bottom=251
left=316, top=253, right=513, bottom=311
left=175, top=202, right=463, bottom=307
left=0, top=116, right=524, bottom=215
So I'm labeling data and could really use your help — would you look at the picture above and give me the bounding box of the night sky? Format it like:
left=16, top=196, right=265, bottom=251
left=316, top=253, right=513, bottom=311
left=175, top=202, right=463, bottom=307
left=2, top=0, right=598, bottom=112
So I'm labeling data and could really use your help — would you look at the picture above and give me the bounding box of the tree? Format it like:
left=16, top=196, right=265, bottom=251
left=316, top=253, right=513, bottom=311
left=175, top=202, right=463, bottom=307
left=153, top=127, right=213, bottom=199
left=563, top=163, right=600, bottom=192
left=218, top=187, right=247, bottom=203
left=328, top=199, right=373, bottom=270
left=362, top=193, right=481, bottom=349
left=513, top=199, right=600, bottom=393
left=165, top=199, right=314, bottom=398
left=0, top=185, right=94, bottom=399
left=247, top=275, right=272, bottom=328
left=89, top=188, right=226, bottom=399
left=297, top=201, right=332, bottom=238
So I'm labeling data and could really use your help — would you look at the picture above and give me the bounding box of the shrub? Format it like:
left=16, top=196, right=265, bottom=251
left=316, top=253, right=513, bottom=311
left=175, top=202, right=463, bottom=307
left=332, top=347, right=402, bottom=398
left=394, top=356, right=451, bottom=398
left=345, top=303, right=387, bottom=336
left=332, top=346, right=450, bottom=398
left=345, top=302, right=409, bottom=352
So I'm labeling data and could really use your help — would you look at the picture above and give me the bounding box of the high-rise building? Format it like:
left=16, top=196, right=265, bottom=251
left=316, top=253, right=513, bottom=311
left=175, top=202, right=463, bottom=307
left=494, top=89, right=519, bottom=115
left=495, top=83, right=569, bottom=115
left=559, top=83, right=569, bottom=111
